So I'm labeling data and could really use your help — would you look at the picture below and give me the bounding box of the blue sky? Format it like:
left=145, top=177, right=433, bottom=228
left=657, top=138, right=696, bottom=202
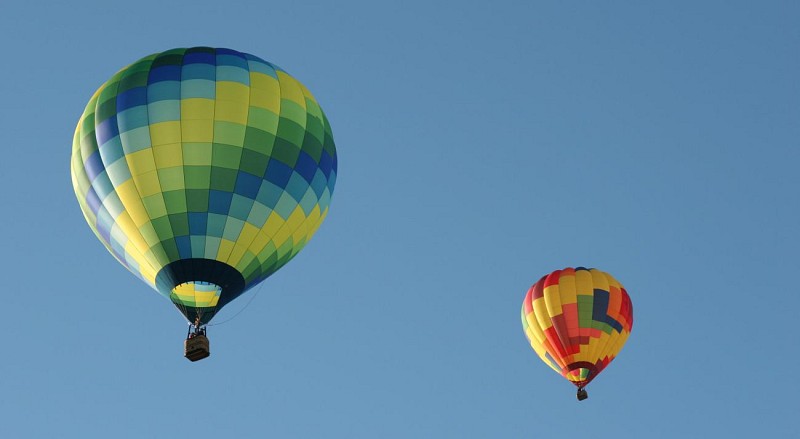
left=1, top=1, right=798, bottom=437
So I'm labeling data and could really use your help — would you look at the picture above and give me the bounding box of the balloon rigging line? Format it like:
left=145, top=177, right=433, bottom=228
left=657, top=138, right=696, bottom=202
left=207, top=281, right=266, bottom=327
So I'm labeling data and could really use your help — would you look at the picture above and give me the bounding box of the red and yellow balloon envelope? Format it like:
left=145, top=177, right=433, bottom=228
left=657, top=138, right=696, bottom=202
left=521, top=268, right=633, bottom=395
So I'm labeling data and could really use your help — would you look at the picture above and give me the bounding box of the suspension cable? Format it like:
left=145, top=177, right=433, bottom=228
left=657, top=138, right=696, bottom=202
left=206, top=282, right=266, bottom=327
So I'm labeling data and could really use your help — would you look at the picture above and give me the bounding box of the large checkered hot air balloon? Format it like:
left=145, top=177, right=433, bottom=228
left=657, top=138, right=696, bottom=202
left=71, top=47, right=337, bottom=361
left=521, top=267, right=633, bottom=400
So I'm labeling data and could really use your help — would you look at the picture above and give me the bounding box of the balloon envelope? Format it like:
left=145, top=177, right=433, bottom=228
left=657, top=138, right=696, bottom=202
left=71, top=47, right=337, bottom=324
left=521, top=267, right=633, bottom=388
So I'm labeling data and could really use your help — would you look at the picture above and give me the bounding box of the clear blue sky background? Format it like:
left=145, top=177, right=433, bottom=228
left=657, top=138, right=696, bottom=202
left=1, top=1, right=798, bottom=437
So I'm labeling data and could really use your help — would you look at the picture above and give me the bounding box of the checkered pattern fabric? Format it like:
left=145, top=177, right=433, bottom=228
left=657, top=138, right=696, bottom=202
left=71, top=47, right=337, bottom=322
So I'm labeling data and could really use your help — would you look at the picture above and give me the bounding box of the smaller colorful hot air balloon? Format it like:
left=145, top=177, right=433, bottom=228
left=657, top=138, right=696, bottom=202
left=521, top=267, right=633, bottom=401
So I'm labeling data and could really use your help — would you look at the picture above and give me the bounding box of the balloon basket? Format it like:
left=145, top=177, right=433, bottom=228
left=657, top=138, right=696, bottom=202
left=185, top=334, right=210, bottom=362
left=576, top=388, right=588, bottom=401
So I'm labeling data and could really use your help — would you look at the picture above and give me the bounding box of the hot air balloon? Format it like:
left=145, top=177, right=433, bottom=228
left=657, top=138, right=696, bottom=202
left=521, top=267, right=633, bottom=400
left=71, top=47, right=337, bottom=361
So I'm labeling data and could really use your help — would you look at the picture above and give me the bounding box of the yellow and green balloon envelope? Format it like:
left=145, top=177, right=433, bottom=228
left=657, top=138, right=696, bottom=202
left=71, top=47, right=337, bottom=326
left=521, top=267, right=633, bottom=398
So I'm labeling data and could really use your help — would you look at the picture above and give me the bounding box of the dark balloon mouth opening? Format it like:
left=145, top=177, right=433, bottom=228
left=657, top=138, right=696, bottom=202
left=156, top=258, right=246, bottom=324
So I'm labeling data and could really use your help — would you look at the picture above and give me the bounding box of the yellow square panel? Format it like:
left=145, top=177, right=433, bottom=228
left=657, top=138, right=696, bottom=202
left=214, top=100, right=248, bottom=125
left=276, top=71, right=305, bottom=106
left=216, top=81, right=249, bottom=104
left=149, top=121, right=182, bottom=146
left=286, top=205, right=308, bottom=230
left=132, top=170, right=163, bottom=197
left=543, top=285, right=563, bottom=316
left=271, top=224, right=292, bottom=248
left=114, top=212, right=137, bottom=236
left=182, top=119, right=214, bottom=143
left=262, top=211, right=286, bottom=239
left=250, top=72, right=279, bottom=92
left=248, top=229, right=271, bottom=255
left=227, top=223, right=259, bottom=266
left=559, top=273, right=578, bottom=305
left=216, top=238, right=236, bottom=261
left=153, top=143, right=183, bottom=168
left=532, top=298, right=553, bottom=329
left=291, top=221, right=309, bottom=244
left=116, top=180, right=149, bottom=227
left=250, top=87, right=280, bottom=113
left=591, top=270, right=610, bottom=292
left=575, top=270, right=594, bottom=296
left=181, top=98, right=215, bottom=120
left=126, top=149, right=157, bottom=176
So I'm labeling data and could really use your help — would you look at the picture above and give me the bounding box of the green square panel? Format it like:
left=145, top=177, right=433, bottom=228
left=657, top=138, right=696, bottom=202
left=98, top=80, right=121, bottom=104
left=118, top=70, right=149, bottom=93
left=96, top=98, right=118, bottom=122
left=243, top=126, right=276, bottom=152
left=278, top=100, right=307, bottom=127
left=275, top=118, right=306, bottom=148
left=303, top=111, right=325, bottom=148
left=257, top=241, right=278, bottom=263
left=81, top=116, right=98, bottom=140
left=151, top=216, right=173, bottom=237
left=159, top=238, right=180, bottom=261
left=157, top=167, right=185, bottom=191
left=300, top=127, right=324, bottom=162
left=186, top=189, right=209, bottom=212
left=270, top=137, right=300, bottom=168
left=213, top=121, right=247, bottom=146
left=247, top=107, right=279, bottom=133
left=239, top=148, right=269, bottom=177
left=241, top=257, right=262, bottom=281
left=276, top=240, right=296, bottom=264
left=142, top=193, right=168, bottom=218
left=322, top=116, right=335, bottom=156
left=168, top=212, right=190, bottom=236
left=163, top=190, right=188, bottom=214
left=212, top=143, right=244, bottom=169
left=152, top=52, right=184, bottom=68
left=209, top=166, right=238, bottom=191
left=184, top=166, right=211, bottom=189
left=182, top=142, right=213, bottom=166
